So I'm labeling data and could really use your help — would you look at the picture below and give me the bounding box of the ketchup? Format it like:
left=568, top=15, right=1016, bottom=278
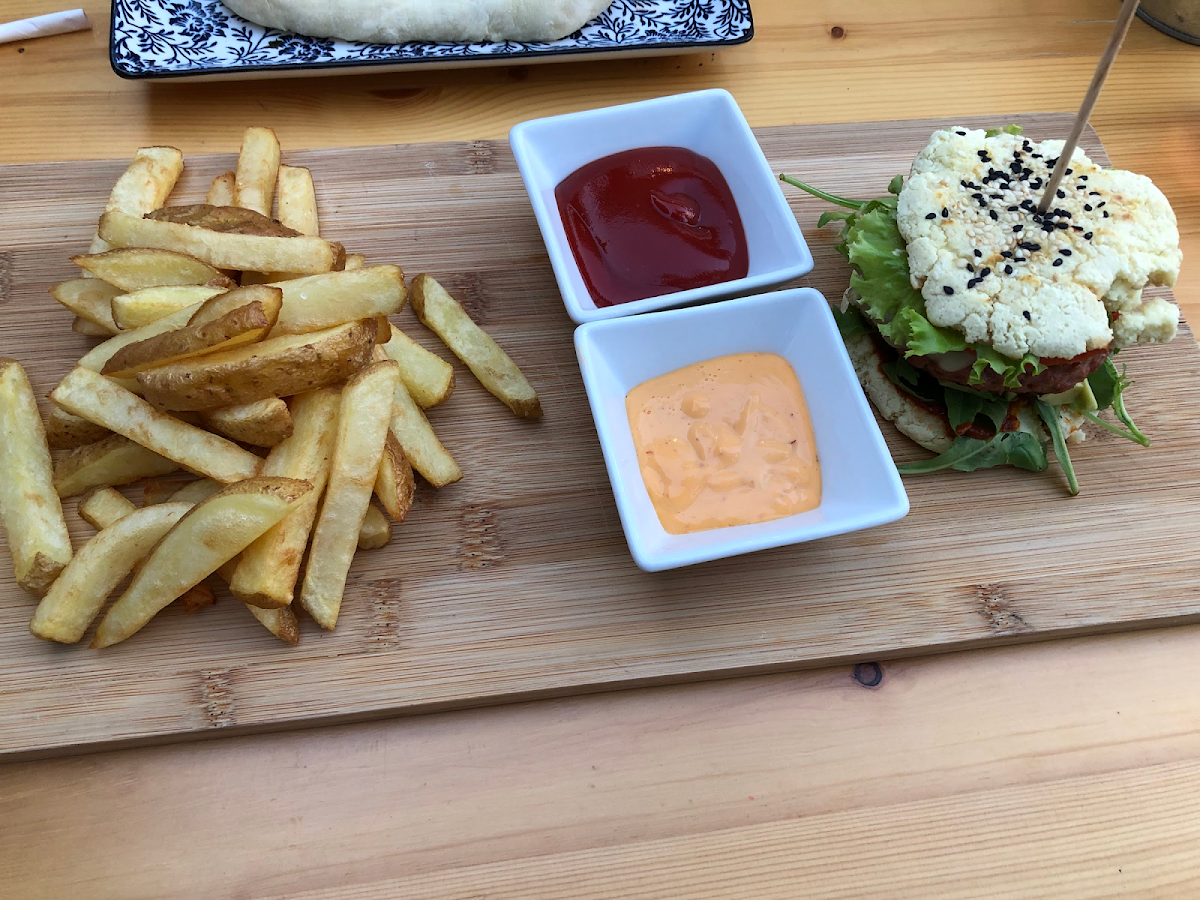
left=554, top=147, right=749, bottom=308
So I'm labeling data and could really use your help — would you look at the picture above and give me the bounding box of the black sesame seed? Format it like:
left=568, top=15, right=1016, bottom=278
left=925, top=213, right=936, bottom=220
left=1052, top=258, right=1064, bottom=267
left=1006, top=265, right=1014, bottom=275
left=1020, top=241, right=1041, bottom=251
left=1084, top=232, right=1094, bottom=240
left=967, top=263, right=975, bottom=273
left=1102, top=211, right=1109, bottom=218
left=1031, top=152, right=1042, bottom=159
left=971, top=192, right=983, bottom=199
left=1080, top=175, right=1088, bottom=181
left=941, top=207, right=949, bottom=218
left=980, top=267, right=991, bottom=277
left=1089, top=190, right=1101, bottom=196
left=1021, top=200, right=1034, bottom=210
left=1001, top=251, right=1013, bottom=258
left=1014, top=257, right=1026, bottom=262
left=1072, top=225, right=1084, bottom=232
left=1013, top=225, right=1024, bottom=233
left=1022, top=167, right=1033, bottom=177
left=1097, top=201, right=1105, bottom=208
left=990, top=193, right=1002, bottom=199
left=961, top=180, right=970, bottom=188
left=989, top=210, right=999, bottom=220
left=1056, top=222, right=1069, bottom=230
left=973, top=249, right=982, bottom=258
left=1047, top=157, right=1058, bottom=166
left=967, top=278, right=981, bottom=288
left=1023, top=310, right=1031, bottom=320
left=978, top=151, right=991, bottom=160
left=956, top=130, right=967, bottom=136
left=1084, top=204, right=1093, bottom=211
left=1065, top=168, right=1073, bottom=175
left=943, top=285, right=954, bottom=295
left=1056, top=189, right=1066, bottom=199
left=1007, top=205, right=1018, bottom=211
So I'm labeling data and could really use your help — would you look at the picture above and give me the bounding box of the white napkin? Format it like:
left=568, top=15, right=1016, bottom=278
left=0, top=9, right=90, bottom=46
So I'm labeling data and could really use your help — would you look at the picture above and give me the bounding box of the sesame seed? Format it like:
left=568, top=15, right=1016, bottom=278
left=1020, top=241, right=1040, bottom=251
left=1072, top=225, right=1083, bottom=232
left=967, top=263, right=975, bottom=273
left=1084, top=232, right=1094, bottom=240
left=941, top=207, right=949, bottom=218
left=1023, top=310, right=1031, bottom=320
left=1006, top=265, right=1014, bottom=275
left=925, top=213, right=936, bottom=220
left=1053, top=258, right=1064, bottom=267
left=1007, top=205, right=1018, bottom=211
left=1097, top=201, right=1105, bottom=208
left=1060, top=248, right=1072, bottom=256
left=1056, top=189, right=1066, bottom=199
left=989, top=210, right=999, bottom=220
left=1056, top=222, right=1069, bottom=230
left=943, top=285, right=954, bottom=295
left=973, top=249, right=982, bottom=258
left=1089, top=191, right=1101, bottom=196
left=1084, top=204, right=1092, bottom=211
left=980, top=267, right=991, bottom=277
left=1080, top=175, right=1088, bottom=181
left=1014, top=257, right=1026, bottom=262
left=1065, top=168, right=1073, bottom=175
left=1013, top=225, right=1023, bottom=233
left=967, top=278, right=981, bottom=288
left=972, top=192, right=983, bottom=199
left=956, top=130, right=967, bottom=136
left=1102, top=211, right=1109, bottom=218
left=1001, top=251, right=1013, bottom=258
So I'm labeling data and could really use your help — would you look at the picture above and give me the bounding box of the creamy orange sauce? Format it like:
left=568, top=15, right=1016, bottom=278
left=625, top=353, right=820, bottom=534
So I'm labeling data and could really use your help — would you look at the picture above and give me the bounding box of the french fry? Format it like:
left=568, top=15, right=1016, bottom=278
left=78, top=486, right=218, bottom=618
left=51, top=367, right=262, bottom=484
left=78, top=487, right=136, bottom=530
left=101, top=285, right=283, bottom=378
left=410, top=274, right=542, bottom=419
left=92, top=477, right=312, bottom=647
left=374, top=433, right=415, bottom=523
left=99, top=210, right=340, bottom=276
left=111, top=284, right=227, bottom=330
left=246, top=604, right=299, bottom=645
left=300, top=361, right=400, bottom=629
left=231, top=389, right=339, bottom=609
left=141, top=479, right=179, bottom=507
left=373, top=346, right=463, bottom=487
left=343, top=253, right=365, bottom=271
left=50, top=279, right=122, bottom=334
left=73, top=317, right=114, bottom=337
left=87, top=147, right=185, bottom=257
left=53, top=435, right=179, bottom=498
left=206, top=171, right=236, bottom=207
left=78, top=304, right=204, bottom=373
left=30, top=502, right=193, bottom=644
left=0, top=359, right=73, bottom=595
left=234, top=127, right=281, bottom=217
left=358, top=506, right=391, bottom=550
left=378, top=328, right=455, bottom=408
left=201, top=398, right=293, bottom=447
left=46, top=405, right=111, bottom=450
left=73, top=248, right=234, bottom=293
left=276, top=165, right=319, bottom=235
left=136, top=318, right=379, bottom=411
left=168, top=479, right=223, bottom=505
left=269, top=266, right=405, bottom=336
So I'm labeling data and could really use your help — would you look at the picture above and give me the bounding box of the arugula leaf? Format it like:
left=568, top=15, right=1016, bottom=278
left=881, top=355, right=942, bottom=404
left=1086, top=359, right=1150, bottom=446
left=897, top=431, right=1046, bottom=474
left=778, top=174, right=864, bottom=210
left=1034, top=400, right=1080, bottom=496
left=944, top=390, right=984, bottom=431
left=830, top=303, right=868, bottom=338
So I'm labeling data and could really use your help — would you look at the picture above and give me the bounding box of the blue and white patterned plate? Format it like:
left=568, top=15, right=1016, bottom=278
left=111, top=0, right=754, bottom=80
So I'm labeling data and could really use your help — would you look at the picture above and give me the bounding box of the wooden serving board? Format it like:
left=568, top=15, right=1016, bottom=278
left=2, top=113, right=1198, bottom=759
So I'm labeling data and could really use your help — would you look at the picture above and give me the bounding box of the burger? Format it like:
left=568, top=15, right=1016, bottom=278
left=782, top=126, right=1183, bottom=494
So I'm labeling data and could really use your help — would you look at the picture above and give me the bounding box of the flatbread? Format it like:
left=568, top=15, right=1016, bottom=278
left=222, top=0, right=615, bottom=43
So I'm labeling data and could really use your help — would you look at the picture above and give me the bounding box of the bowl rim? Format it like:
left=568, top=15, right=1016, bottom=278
left=510, top=89, right=814, bottom=325
left=574, top=286, right=909, bottom=571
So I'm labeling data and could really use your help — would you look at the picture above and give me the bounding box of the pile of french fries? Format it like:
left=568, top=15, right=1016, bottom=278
left=0, top=127, right=541, bottom=648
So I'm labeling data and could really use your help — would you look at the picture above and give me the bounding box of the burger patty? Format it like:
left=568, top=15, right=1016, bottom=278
left=907, top=345, right=1110, bottom=395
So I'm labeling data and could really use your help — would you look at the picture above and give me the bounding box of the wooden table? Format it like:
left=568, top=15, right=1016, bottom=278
left=2, top=1, right=1199, bottom=896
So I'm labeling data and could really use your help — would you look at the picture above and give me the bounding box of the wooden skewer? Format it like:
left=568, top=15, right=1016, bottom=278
left=1037, top=0, right=1141, bottom=214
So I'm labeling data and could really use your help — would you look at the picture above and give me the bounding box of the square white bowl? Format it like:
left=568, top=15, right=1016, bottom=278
left=510, top=89, right=813, bottom=325
left=575, top=287, right=909, bottom=572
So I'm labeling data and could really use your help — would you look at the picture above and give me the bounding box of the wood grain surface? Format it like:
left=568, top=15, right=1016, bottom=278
left=1, top=113, right=1197, bottom=759
left=5, top=623, right=1200, bottom=899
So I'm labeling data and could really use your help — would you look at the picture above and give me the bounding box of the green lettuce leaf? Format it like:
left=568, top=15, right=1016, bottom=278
left=780, top=175, right=1044, bottom=387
